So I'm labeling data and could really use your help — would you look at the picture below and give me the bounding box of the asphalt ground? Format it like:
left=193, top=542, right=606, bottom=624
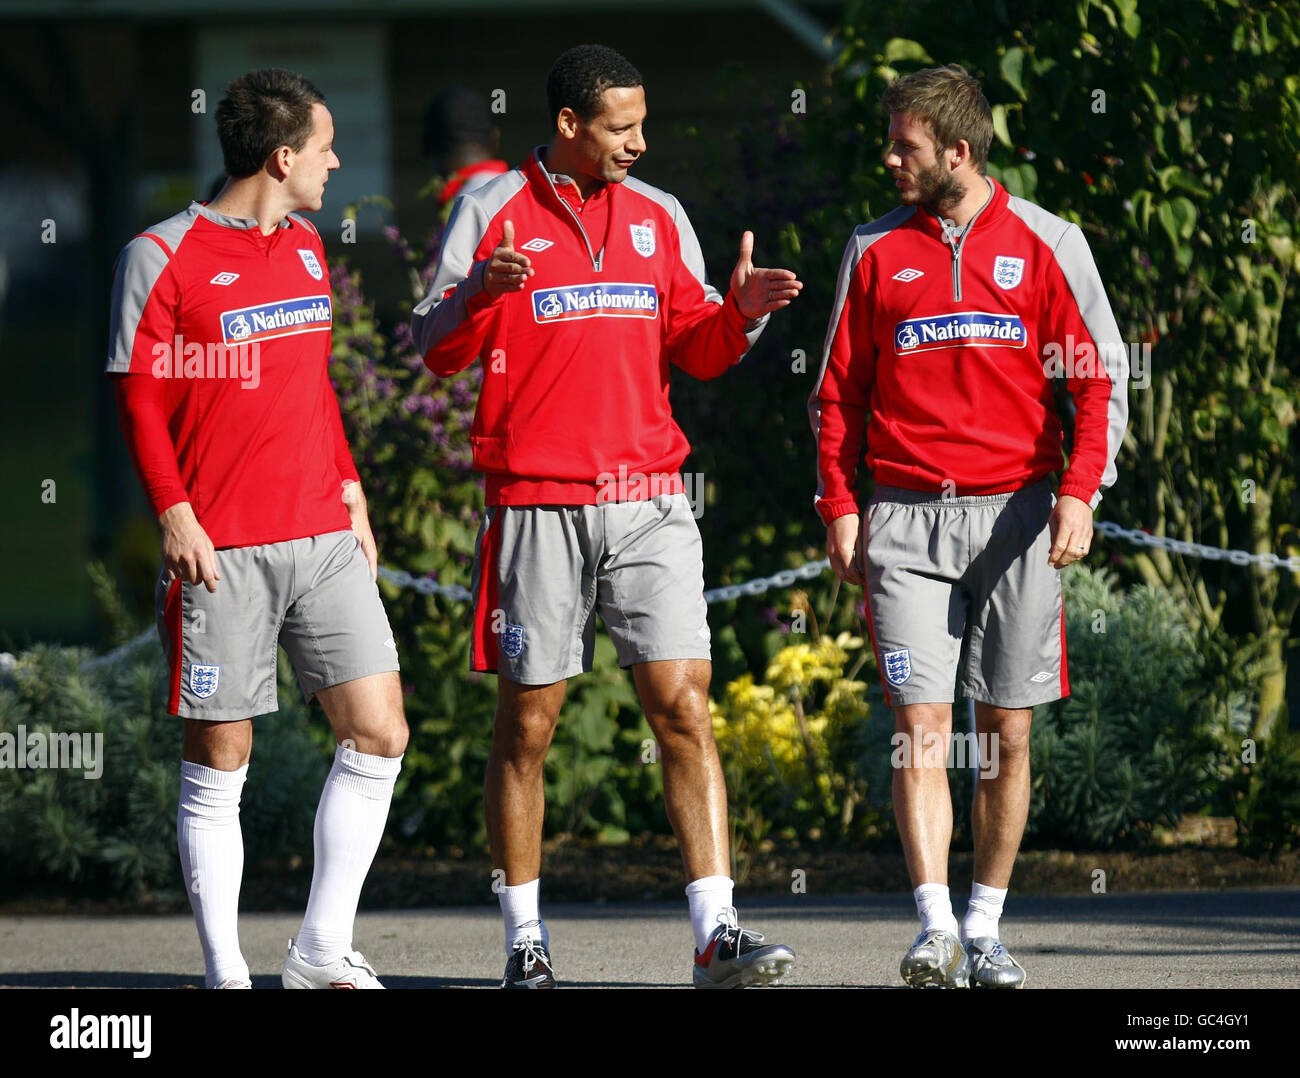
left=2, top=887, right=1297, bottom=990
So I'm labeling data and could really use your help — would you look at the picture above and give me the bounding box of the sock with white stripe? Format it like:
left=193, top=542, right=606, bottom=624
left=177, top=760, right=249, bottom=988
left=294, top=745, right=402, bottom=966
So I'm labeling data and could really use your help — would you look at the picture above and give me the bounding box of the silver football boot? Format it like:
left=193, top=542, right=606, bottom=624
left=964, top=937, right=1027, bottom=988
left=900, top=929, right=972, bottom=988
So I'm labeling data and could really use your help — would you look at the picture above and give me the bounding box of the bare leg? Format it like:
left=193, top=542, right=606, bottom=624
left=632, top=659, right=728, bottom=880
left=484, top=677, right=567, bottom=884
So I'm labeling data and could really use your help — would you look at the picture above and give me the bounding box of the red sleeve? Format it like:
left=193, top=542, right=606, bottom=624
left=664, top=286, right=756, bottom=380
left=325, top=374, right=361, bottom=485
left=107, top=233, right=191, bottom=515
left=314, top=228, right=361, bottom=487
left=811, top=235, right=874, bottom=525
left=113, top=373, right=190, bottom=517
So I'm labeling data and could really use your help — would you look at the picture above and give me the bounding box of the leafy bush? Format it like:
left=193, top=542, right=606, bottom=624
left=0, top=644, right=326, bottom=902
left=1028, top=566, right=1236, bottom=847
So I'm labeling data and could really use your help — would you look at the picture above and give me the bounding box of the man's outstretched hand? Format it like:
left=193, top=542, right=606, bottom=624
left=730, top=231, right=803, bottom=320
left=482, top=219, right=534, bottom=299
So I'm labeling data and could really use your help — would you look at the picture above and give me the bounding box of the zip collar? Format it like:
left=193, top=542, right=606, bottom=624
left=523, top=146, right=610, bottom=272
left=918, top=177, right=1007, bottom=242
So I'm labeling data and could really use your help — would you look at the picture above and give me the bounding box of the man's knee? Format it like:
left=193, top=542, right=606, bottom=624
left=182, top=718, right=253, bottom=770
left=494, top=682, right=563, bottom=763
left=639, top=664, right=713, bottom=746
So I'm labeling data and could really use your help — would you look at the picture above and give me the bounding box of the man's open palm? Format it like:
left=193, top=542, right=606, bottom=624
left=730, top=231, right=802, bottom=320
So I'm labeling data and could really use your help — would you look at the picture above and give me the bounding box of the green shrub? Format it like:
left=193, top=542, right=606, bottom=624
left=0, top=643, right=326, bottom=902
left=1028, top=566, right=1234, bottom=847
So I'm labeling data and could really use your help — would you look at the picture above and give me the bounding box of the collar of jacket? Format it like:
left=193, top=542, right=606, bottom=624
left=523, top=145, right=613, bottom=212
left=915, top=176, right=1009, bottom=241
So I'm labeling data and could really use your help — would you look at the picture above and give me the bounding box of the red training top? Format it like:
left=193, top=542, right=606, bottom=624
left=411, top=147, right=768, bottom=506
left=810, top=178, right=1129, bottom=524
left=106, top=202, right=359, bottom=549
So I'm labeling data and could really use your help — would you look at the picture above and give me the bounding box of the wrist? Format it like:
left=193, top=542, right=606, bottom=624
left=158, top=500, right=196, bottom=529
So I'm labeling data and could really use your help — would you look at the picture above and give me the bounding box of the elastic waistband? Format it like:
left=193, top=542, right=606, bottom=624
left=870, top=477, right=1051, bottom=509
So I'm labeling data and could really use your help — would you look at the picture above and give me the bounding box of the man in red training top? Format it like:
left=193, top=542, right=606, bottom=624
left=413, top=43, right=802, bottom=989
left=811, top=65, right=1128, bottom=989
left=108, top=68, right=407, bottom=990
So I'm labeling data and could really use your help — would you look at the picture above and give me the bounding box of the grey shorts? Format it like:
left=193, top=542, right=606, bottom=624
left=154, top=529, right=400, bottom=720
left=862, top=479, right=1068, bottom=709
left=469, top=492, right=711, bottom=684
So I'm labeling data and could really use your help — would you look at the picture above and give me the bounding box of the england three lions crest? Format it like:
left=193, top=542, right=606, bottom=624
left=298, top=248, right=324, bottom=280
left=501, top=623, right=526, bottom=659
left=190, top=663, right=220, bottom=699
left=992, top=255, right=1025, bottom=290
left=882, top=648, right=912, bottom=686
left=629, top=224, right=655, bottom=258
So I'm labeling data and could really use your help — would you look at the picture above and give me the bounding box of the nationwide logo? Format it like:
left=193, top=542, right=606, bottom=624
left=532, top=282, right=659, bottom=323
left=220, top=294, right=332, bottom=345
left=894, top=311, right=1027, bottom=353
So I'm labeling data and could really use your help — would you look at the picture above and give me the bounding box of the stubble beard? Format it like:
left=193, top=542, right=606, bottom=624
left=906, top=161, right=966, bottom=217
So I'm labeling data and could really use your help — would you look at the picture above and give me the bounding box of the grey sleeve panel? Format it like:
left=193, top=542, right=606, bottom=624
left=808, top=207, right=914, bottom=509
left=1007, top=198, right=1129, bottom=506
left=624, top=176, right=769, bottom=353
left=411, top=171, right=527, bottom=357
left=106, top=207, right=202, bottom=373
left=107, top=236, right=172, bottom=374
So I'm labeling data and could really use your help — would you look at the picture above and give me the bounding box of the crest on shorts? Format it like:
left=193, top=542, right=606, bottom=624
left=882, top=648, right=912, bottom=686
left=190, top=663, right=221, bottom=699
left=501, top=623, right=526, bottom=659
left=992, top=255, right=1025, bottom=290
left=298, top=248, right=324, bottom=280
left=629, top=224, right=655, bottom=258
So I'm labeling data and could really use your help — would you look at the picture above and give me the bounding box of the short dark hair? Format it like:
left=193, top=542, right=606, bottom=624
left=422, top=86, right=496, bottom=160
left=215, top=68, right=326, bottom=178
left=546, top=44, right=642, bottom=126
left=880, top=64, right=993, bottom=174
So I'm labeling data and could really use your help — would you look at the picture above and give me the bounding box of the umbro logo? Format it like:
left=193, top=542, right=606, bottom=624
left=520, top=238, right=554, bottom=252
left=1029, top=670, right=1053, bottom=683
left=891, top=268, right=924, bottom=283
left=210, top=272, right=240, bottom=286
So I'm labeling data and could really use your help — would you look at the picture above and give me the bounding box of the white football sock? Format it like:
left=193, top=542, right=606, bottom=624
left=294, top=745, right=402, bottom=966
left=914, top=883, right=961, bottom=937
left=962, top=881, right=1008, bottom=940
left=177, top=760, right=249, bottom=988
left=686, top=875, right=734, bottom=952
left=499, top=878, right=548, bottom=956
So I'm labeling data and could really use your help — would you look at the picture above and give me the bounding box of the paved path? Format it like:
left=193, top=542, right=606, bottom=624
left=1, top=889, right=1296, bottom=988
